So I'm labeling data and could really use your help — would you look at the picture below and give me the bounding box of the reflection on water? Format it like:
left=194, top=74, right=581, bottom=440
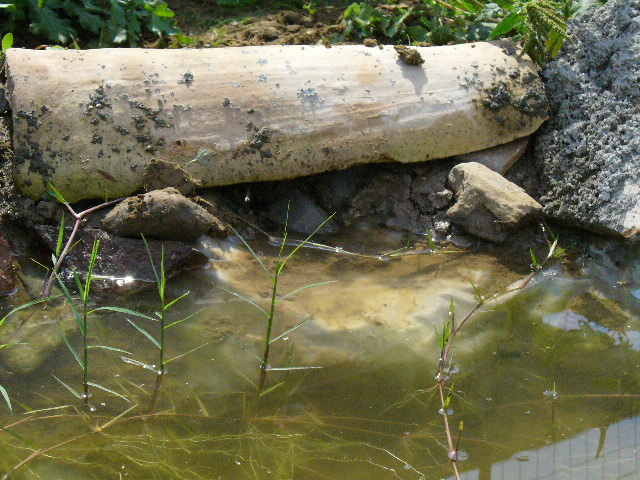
left=0, top=230, right=639, bottom=479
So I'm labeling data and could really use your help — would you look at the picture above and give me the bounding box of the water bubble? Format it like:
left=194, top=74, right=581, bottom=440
left=543, top=389, right=558, bottom=400
left=438, top=408, right=454, bottom=416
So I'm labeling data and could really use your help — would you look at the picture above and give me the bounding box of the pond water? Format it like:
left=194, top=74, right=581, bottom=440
left=0, top=225, right=639, bottom=480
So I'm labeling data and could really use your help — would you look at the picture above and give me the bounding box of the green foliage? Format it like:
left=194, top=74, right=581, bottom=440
left=489, top=0, right=570, bottom=65
left=341, top=3, right=413, bottom=40
left=334, top=0, right=608, bottom=67
left=0, top=0, right=180, bottom=47
left=226, top=212, right=336, bottom=393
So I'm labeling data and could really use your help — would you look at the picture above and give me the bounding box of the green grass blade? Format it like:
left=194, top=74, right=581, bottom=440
left=0, top=295, right=62, bottom=328
left=164, top=291, right=190, bottom=311
left=280, top=213, right=335, bottom=272
left=159, top=245, right=166, bottom=304
left=141, top=235, right=160, bottom=287
left=56, top=274, right=84, bottom=335
left=224, top=334, right=262, bottom=363
left=87, top=382, right=131, bottom=403
left=58, top=325, right=83, bottom=369
left=218, top=287, right=268, bottom=317
left=270, top=315, right=315, bottom=345
left=87, top=345, right=133, bottom=355
left=165, top=343, right=208, bottom=365
left=277, top=280, right=337, bottom=303
left=52, top=374, right=81, bottom=399
left=90, top=306, right=156, bottom=321
left=259, top=381, right=285, bottom=397
left=55, top=213, right=65, bottom=257
left=83, top=240, right=100, bottom=301
left=125, top=318, right=160, bottom=349
left=0, top=384, right=12, bottom=415
left=47, top=182, right=67, bottom=204
left=164, top=308, right=204, bottom=330
left=230, top=226, right=273, bottom=281
left=120, top=356, right=158, bottom=372
left=72, top=271, right=84, bottom=298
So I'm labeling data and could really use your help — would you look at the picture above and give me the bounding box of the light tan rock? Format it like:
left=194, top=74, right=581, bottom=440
left=6, top=43, right=547, bottom=202
left=454, top=136, right=529, bottom=174
left=447, top=162, right=542, bottom=242
left=102, top=188, right=227, bottom=242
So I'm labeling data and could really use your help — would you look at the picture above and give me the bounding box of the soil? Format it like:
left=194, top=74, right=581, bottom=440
left=166, top=1, right=421, bottom=48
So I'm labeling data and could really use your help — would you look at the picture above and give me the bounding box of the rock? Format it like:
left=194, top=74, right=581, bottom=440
left=535, top=0, right=640, bottom=241
left=36, top=226, right=209, bottom=296
left=6, top=44, right=547, bottom=202
left=0, top=215, right=16, bottom=295
left=412, top=169, right=453, bottom=214
left=268, top=188, right=339, bottom=235
left=142, top=158, right=203, bottom=197
left=446, top=162, right=542, bottom=242
left=0, top=301, right=76, bottom=373
left=455, top=137, right=529, bottom=174
left=102, top=188, right=228, bottom=242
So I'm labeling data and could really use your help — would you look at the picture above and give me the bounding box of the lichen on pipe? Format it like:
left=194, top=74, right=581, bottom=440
left=6, top=42, right=547, bottom=203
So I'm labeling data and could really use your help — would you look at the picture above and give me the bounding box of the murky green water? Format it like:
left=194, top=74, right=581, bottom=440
left=1, top=228, right=639, bottom=480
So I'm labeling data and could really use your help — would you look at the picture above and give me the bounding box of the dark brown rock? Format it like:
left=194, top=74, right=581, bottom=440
left=36, top=226, right=209, bottom=296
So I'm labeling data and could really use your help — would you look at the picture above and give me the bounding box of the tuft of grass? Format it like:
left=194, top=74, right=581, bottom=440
left=225, top=210, right=336, bottom=393
left=55, top=240, right=131, bottom=406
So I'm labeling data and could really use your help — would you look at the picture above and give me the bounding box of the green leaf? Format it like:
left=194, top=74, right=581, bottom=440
left=87, top=345, right=132, bottom=355
left=47, top=182, right=67, bottom=204
left=0, top=295, right=62, bottom=328
left=165, top=343, right=208, bottom=365
left=280, top=213, right=336, bottom=272
left=56, top=275, right=84, bottom=335
left=58, top=325, right=82, bottom=369
left=83, top=240, right=100, bottom=302
left=0, top=384, right=12, bottom=415
left=164, top=308, right=203, bottom=330
left=270, top=315, right=314, bottom=345
left=55, top=213, right=65, bottom=257
left=225, top=334, right=262, bottom=363
left=125, top=318, right=160, bottom=349
left=164, top=290, right=189, bottom=311
left=120, top=356, right=157, bottom=372
left=489, top=11, right=520, bottom=39
left=230, top=226, right=273, bottom=281
left=277, top=280, right=337, bottom=303
left=151, top=2, right=174, bottom=18
left=1, top=32, right=13, bottom=52
left=87, top=382, right=131, bottom=403
left=259, top=381, right=285, bottom=397
left=530, top=248, right=539, bottom=267
left=90, top=306, right=156, bottom=321
left=52, top=374, right=81, bottom=399
left=219, top=287, right=269, bottom=317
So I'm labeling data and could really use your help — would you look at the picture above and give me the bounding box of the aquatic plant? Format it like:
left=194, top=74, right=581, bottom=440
left=54, top=240, right=131, bottom=407
left=121, top=238, right=206, bottom=412
left=435, top=228, right=564, bottom=478
left=224, top=212, right=335, bottom=394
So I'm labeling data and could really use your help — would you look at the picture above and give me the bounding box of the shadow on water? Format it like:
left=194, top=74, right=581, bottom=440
left=1, top=229, right=640, bottom=479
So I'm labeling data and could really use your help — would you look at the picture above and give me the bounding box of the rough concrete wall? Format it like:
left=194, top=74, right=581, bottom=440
left=535, top=0, right=640, bottom=241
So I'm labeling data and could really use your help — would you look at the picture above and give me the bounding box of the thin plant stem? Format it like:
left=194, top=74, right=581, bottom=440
left=435, top=234, right=561, bottom=477
left=41, top=197, right=121, bottom=297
